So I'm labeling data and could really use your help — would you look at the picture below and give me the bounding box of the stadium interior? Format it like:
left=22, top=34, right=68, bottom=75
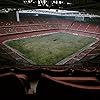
left=0, top=0, right=100, bottom=98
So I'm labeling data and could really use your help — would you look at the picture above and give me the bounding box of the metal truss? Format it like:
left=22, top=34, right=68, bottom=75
left=0, top=0, right=100, bottom=10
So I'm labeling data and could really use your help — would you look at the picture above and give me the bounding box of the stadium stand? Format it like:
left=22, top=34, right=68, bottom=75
left=77, top=23, right=89, bottom=31
left=0, top=0, right=100, bottom=98
left=95, top=25, right=100, bottom=33
left=85, top=24, right=97, bottom=33
left=70, top=21, right=81, bottom=30
left=36, top=73, right=100, bottom=98
left=0, top=15, right=100, bottom=68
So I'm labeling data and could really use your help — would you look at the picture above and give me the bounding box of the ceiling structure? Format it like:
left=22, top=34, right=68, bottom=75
left=0, top=0, right=100, bottom=14
left=0, top=0, right=99, bottom=9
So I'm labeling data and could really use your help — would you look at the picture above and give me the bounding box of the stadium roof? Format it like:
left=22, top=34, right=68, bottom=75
left=19, top=9, right=100, bottom=18
left=0, top=0, right=100, bottom=9
left=0, top=0, right=100, bottom=15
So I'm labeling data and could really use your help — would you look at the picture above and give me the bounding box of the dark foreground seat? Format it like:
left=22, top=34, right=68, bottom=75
left=0, top=72, right=29, bottom=96
left=36, top=73, right=100, bottom=99
left=41, top=67, right=96, bottom=77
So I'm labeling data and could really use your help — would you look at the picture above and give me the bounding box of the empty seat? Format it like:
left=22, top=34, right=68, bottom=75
left=0, top=73, right=29, bottom=96
left=77, top=23, right=88, bottom=31
left=85, top=24, right=97, bottom=33
left=36, top=73, right=100, bottom=98
left=71, top=22, right=80, bottom=30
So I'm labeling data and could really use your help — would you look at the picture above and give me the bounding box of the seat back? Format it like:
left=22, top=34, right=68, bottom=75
left=0, top=73, right=26, bottom=96
left=36, top=73, right=100, bottom=98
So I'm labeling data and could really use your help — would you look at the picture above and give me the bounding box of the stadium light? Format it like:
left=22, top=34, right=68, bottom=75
left=67, top=2, right=72, bottom=5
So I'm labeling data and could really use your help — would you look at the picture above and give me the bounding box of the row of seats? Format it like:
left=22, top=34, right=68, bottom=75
left=0, top=17, right=100, bottom=36
left=0, top=24, right=68, bottom=36
left=36, top=73, right=100, bottom=98
left=0, top=67, right=100, bottom=98
left=0, top=66, right=98, bottom=78
left=70, top=21, right=100, bottom=34
left=0, top=17, right=73, bottom=27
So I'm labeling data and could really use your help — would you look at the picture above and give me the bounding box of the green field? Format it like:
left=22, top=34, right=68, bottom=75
left=6, top=32, right=96, bottom=65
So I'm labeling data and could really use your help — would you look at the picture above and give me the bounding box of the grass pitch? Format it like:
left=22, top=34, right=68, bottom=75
left=6, top=32, right=96, bottom=65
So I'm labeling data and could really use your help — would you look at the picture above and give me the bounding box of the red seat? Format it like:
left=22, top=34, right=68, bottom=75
left=36, top=73, right=100, bottom=98
left=0, top=73, right=29, bottom=96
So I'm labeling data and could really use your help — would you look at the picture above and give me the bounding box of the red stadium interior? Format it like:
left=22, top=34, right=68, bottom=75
left=0, top=13, right=100, bottom=98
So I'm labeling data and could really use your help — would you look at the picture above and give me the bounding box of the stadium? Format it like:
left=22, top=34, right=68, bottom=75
left=0, top=0, right=100, bottom=98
